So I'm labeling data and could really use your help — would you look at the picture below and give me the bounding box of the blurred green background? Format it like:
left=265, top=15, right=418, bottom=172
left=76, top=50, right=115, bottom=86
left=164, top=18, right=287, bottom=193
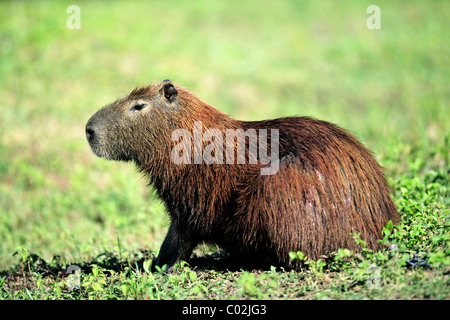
left=0, top=0, right=448, bottom=269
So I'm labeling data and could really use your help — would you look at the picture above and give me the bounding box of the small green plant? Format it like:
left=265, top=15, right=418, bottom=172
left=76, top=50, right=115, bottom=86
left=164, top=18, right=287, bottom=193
left=13, top=246, right=32, bottom=275
left=330, top=248, right=355, bottom=271
left=237, top=272, right=278, bottom=299
left=82, top=264, right=108, bottom=299
left=289, top=251, right=307, bottom=262
left=305, top=258, right=327, bottom=274
left=176, top=262, right=197, bottom=284
left=289, top=250, right=329, bottom=274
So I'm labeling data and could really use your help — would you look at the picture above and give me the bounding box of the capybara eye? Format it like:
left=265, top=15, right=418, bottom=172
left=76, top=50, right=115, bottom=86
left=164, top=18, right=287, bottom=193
left=130, top=103, right=146, bottom=111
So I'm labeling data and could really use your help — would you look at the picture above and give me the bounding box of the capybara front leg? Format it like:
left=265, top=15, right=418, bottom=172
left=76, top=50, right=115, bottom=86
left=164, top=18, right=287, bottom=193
left=152, top=222, right=195, bottom=272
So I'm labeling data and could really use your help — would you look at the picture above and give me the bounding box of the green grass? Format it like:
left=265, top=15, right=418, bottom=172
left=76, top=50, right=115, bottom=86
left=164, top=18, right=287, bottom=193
left=0, top=0, right=448, bottom=300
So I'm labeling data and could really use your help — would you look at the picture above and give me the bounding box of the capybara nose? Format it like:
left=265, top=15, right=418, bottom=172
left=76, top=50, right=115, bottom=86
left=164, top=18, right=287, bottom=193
left=85, top=125, right=96, bottom=141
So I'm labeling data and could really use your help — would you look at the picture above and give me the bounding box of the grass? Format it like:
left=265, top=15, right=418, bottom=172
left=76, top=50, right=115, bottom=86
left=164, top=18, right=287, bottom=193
left=0, top=0, right=448, bottom=300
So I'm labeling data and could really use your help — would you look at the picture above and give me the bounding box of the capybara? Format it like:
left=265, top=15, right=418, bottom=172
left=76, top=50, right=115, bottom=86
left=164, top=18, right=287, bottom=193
left=85, top=80, right=400, bottom=271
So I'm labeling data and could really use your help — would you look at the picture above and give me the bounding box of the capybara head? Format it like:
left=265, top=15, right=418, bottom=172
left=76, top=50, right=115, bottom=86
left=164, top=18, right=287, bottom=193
left=86, top=80, right=179, bottom=163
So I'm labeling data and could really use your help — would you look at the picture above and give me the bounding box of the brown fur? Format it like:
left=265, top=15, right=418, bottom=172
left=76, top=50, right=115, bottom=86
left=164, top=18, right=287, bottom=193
left=86, top=80, right=400, bottom=271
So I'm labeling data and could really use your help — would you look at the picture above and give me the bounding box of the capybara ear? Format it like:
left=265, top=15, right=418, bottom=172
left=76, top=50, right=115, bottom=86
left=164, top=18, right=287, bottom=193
left=160, top=80, right=178, bottom=103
